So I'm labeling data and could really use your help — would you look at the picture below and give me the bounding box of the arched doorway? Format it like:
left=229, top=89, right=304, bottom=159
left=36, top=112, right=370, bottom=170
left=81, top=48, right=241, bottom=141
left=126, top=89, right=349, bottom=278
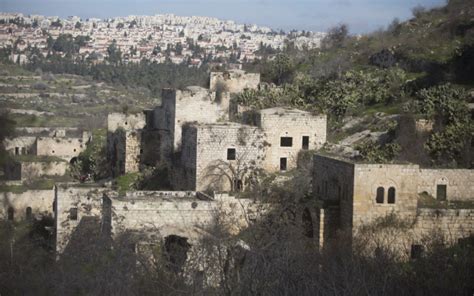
left=164, top=235, right=191, bottom=273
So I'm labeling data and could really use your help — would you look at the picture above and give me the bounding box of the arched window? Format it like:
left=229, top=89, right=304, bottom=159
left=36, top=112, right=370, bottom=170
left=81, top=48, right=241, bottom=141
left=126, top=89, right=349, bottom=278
left=376, top=187, right=384, bottom=204
left=26, top=207, right=32, bottom=220
left=388, top=187, right=396, bottom=204
left=7, top=207, right=14, bottom=221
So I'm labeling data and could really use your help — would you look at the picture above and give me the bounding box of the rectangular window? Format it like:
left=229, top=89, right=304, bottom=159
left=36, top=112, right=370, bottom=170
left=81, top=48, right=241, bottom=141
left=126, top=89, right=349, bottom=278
left=15, top=147, right=19, bottom=155
left=280, top=157, right=287, bottom=171
left=69, top=208, right=78, bottom=220
left=227, top=148, right=236, bottom=160
left=436, top=185, right=447, bottom=201
left=302, top=136, right=309, bottom=150
left=280, top=137, right=293, bottom=147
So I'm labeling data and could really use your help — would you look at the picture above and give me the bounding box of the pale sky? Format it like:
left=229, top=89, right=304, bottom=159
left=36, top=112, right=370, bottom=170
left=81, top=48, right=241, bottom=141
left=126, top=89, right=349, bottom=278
left=0, top=0, right=446, bottom=33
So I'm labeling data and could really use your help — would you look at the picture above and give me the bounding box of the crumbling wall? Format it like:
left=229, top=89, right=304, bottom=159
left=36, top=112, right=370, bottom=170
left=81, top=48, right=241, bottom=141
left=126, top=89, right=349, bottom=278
left=4, top=161, right=68, bottom=180
left=0, top=190, right=54, bottom=221
left=36, top=137, right=86, bottom=161
left=107, top=112, right=146, bottom=132
left=4, top=136, right=37, bottom=155
left=153, top=87, right=230, bottom=151
left=210, top=70, right=260, bottom=93
left=54, top=186, right=113, bottom=254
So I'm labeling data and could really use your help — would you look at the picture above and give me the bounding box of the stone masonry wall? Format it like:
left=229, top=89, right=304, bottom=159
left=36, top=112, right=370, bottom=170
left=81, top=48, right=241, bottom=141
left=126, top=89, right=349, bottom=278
left=36, top=137, right=85, bottom=161
left=181, top=123, right=264, bottom=192
left=107, top=112, right=146, bottom=132
left=1, top=189, right=54, bottom=221
left=209, top=71, right=260, bottom=93
left=417, top=169, right=474, bottom=201
left=352, top=163, right=420, bottom=228
left=258, top=108, right=326, bottom=172
left=413, top=208, right=474, bottom=243
left=154, top=87, right=230, bottom=151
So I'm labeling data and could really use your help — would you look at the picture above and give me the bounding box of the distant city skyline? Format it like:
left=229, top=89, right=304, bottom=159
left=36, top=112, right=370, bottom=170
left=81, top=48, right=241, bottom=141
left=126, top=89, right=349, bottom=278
left=1, top=0, right=445, bottom=33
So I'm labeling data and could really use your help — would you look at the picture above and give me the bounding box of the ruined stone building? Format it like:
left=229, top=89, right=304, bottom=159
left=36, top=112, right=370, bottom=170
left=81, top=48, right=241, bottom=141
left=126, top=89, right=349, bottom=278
left=311, top=154, right=474, bottom=257
left=210, top=70, right=260, bottom=93
left=3, top=127, right=91, bottom=180
left=54, top=184, right=258, bottom=256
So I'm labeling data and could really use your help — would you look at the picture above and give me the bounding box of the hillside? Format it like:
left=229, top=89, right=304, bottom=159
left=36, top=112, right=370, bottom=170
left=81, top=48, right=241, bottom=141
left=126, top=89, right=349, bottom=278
left=240, top=0, right=474, bottom=168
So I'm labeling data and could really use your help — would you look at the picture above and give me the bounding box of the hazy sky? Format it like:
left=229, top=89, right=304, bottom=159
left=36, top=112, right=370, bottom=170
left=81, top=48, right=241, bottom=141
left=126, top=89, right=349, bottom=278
left=1, top=0, right=446, bottom=33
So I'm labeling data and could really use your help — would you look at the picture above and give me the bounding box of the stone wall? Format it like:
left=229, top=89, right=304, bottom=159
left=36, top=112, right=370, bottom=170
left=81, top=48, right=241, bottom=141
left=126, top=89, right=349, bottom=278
left=417, top=169, right=474, bottom=201
left=54, top=185, right=113, bottom=254
left=107, top=112, right=146, bottom=132
left=180, top=123, right=264, bottom=191
left=352, top=163, right=420, bottom=228
left=36, top=137, right=86, bottom=161
left=55, top=186, right=257, bottom=255
left=0, top=189, right=54, bottom=221
left=4, top=136, right=37, bottom=155
left=209, top=70, right=260, bottom=93
left=413, top=208, right=474, bottom=244
left=4, top=161, right=68, bottom=180
left=255, top=108, right=327, bottom=172
left=152, top=87, right=230, bottom=151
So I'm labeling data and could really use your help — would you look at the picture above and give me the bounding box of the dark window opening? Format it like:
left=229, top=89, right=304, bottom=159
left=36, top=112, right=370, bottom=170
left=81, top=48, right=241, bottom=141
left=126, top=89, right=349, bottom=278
left=7, top=207, right=14, bottom=221
left=227, top=148, right=236, bottom=160
left=52, top=150, right=55, bottom=154
left=26, top=207, right=32, bottom=220
left=69, top=208, right=78, bottom=220
left=234, top=179, right=243, bottom=191
left=411, top=244, right=424, bottom=259
left=280, top=157, right=287, bottom=171
left=376, top=187, right=384, bottom=204
left=388, top=187, right=396, bottom=204
left=302, top=136, right=309, bottom=150
left=70, top=157, right=78, bottom=165
left=280, top=137, right=293, bottom=147
left=302, top=208, right=314, bottom=238
left=436, top=184, right=447, bottom=201
left=15, top=147, right=19, bottom=155
left=164, top=235, right=191, bottom=273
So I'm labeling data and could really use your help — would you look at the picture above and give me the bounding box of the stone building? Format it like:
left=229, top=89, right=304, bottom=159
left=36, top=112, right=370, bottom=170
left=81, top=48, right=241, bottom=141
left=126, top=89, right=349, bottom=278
left=312, top=154, right=474, bottom=256
left=149, top=86, right=230, bottom=152
left=179, top=122, right=265, bottom=191
left=1, top=189, right=54, bottom=222
left=209, top=70, right=260, bottom=94
left=245, top=107, right=327, bottom=172
left=54, top=184, right=258, bottom=255
left=4, top=127, right=91, bottom=162
left=107, top=112, right=146, bottom=176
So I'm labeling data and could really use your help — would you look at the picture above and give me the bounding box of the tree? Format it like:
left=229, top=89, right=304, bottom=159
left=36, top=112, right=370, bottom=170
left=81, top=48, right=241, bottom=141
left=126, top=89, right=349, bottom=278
left=75, top=21, right=82, bottom=30
left=106, top=40, right=122, bottom=65
left=322, top=24, right=349, bottom=49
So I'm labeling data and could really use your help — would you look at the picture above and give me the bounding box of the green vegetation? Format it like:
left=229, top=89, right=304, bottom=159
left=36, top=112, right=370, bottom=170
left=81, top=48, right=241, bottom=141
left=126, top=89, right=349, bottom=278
left=69, top=129, right=108, bottom=181
left=115, top=172, right=140, bottom=195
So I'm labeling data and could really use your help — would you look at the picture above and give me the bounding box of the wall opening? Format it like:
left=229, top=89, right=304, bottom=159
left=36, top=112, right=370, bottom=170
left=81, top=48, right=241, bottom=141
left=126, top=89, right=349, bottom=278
left=302, top=136, right=309, bottom=150
left=411, top=244, right=424, bottom=259
left=21, top=147, right=26, bottom=155
left=26, top=207, right=32, bottom=220
left=164, top=235, right=191, bottom=273
left=227, top=148, right=236, bottom=160
left=302, top=208, right=314, bottom=238
left=280, top=137, right=293, bottom=147
left=69, top=207, right=78, bottom=220
left=436, top=184, right=447, bottom=201
left=70, top=157, right=78, bottom=165
left=280, top=157, right=287, bottom=171
left=388, top=187, right=396, bottom=204
left=15, top=147, right=19, bottom=155
left=376, top=187, right=384, bottom=204
left=7, top=207, right=14, bottom=221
